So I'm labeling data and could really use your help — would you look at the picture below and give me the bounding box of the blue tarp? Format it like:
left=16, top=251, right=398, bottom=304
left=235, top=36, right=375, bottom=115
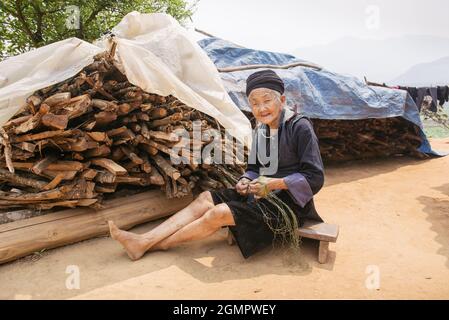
left=198, top=37, right=444, bottom=156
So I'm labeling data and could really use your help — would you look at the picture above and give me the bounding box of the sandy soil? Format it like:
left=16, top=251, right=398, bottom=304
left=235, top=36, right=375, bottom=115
left=1, top=138, right=448, bottom=300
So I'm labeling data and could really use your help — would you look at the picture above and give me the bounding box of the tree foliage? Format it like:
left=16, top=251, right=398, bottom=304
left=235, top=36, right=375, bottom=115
left=0, top=0, right=196, bottom=59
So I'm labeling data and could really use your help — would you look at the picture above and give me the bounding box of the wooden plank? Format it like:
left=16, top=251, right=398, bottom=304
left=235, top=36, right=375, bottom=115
left=297, top=221, right=339, bottom=243
left=0, top=190, right=193, bottom=264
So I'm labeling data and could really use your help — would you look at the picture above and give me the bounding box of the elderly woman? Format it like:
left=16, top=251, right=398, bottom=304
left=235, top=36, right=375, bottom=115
left=108, top=70, right=324, bottom=260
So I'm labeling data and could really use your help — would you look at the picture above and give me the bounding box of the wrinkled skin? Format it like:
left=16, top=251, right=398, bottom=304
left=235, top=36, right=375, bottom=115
left=248, top=88, right=286, bottom=129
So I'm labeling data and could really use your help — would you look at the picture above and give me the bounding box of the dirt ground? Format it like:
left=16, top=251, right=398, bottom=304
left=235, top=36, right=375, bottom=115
left=1, top=138, right=448, bottom=300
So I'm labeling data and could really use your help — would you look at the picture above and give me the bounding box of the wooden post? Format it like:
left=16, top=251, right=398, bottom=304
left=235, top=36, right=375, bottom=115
left=318, top=241, right=329, bottom=264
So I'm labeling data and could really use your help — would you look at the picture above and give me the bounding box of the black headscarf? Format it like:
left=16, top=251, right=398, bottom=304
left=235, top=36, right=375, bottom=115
left=246, top=70, right=285, bottom=97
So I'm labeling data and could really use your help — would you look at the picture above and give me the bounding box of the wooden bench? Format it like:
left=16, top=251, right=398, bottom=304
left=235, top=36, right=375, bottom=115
left=227, top=221, right=339, bottom=264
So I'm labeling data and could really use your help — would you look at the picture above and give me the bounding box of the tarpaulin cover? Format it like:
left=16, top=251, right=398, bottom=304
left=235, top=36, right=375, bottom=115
left=0, top=12, right=251, bottom=144
left=198, top=37, right=444, bottom=156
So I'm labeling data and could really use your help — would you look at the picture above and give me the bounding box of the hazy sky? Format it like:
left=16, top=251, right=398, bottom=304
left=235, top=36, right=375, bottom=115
left=190, top=0, right=449, bottom=53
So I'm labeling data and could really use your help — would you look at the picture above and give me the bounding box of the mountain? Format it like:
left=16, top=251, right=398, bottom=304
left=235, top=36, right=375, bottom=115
left=292, top=35, right=449, bottom=84
left=390, top=56, right=449, bottom=87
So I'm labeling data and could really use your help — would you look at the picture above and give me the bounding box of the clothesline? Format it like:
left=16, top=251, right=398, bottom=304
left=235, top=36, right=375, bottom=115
left=364, top=77, right=448, bottom=112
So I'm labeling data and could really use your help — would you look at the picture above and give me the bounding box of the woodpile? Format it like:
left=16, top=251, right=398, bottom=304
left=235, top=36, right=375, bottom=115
left=243, top=112, right=425, bottom=162
left=0, top=49, right=245, bottom=211
left=312, top=117, right=424, bottom=162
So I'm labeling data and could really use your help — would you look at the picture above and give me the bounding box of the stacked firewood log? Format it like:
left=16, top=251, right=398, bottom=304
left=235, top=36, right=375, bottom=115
left=0, top=49, right=245, bottom=210
left=312, top=117, right=424, bottom=162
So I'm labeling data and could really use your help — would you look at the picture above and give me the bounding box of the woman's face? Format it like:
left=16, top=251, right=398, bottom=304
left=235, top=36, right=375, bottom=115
left=248, top=88, right=285, bottom=128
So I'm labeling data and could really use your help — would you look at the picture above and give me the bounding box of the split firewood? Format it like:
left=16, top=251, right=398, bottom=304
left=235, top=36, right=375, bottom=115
left=54, top=95, right=91, bottom=120
left=71, top=153, right=84, bottom=161
left=94, top=171, right=116, bottom=184
left=84, top=144, right=111, bottom=158
left=144, top=139, right=180, bottom=160
left=122, top=161, right=139, bottom=171
left=148, top=169, right=165, bottom=185
left=31, top=154, right=57, bottom=175
left=35, top=199, right=98, bottom=210
left=43, top=92, right=71, bottom=107
left=107, top=126, right=128, bottom=137
left=148, top=130, right=180, bottom=142
left=95, top=111, right=117, bottom=126
left=13, top=142, right=36, bottom=153
left=114, top=176, right=144, bottom=185
left=0, top=128, right=14, bottom=173
left=117, top=103, right=134, bottom=115
left=149, top=112, right=183, bottom=128
left=111, top=147, right=126, bottom=162
left=12, top=104, right=50, bottom=134
left=91, top=99, right=118, bottom=111
left=91, top=158, right=127, bottom=176
left=140, top=103, right=153, bottom=112
left=41, top=114, right=69, bottom=130
left=47, top=161, right=84, bottom=171
left=139, top=152, right=152, bottom=173
left=153, top=154, right=181, bottom=180
left=11, top=129, right=75, bottom=143
left=0, top=188, right=65, bottom=202
left=42, top=173, right=65, bottom=190
left=26, top=95, right=42, bottom=111
left=57, top=136, right=93, bottom=152
left=136, top=112, right=150, bottom=122
left=181, top=167, right=192, bottom=177
left=3, top=115, right=33, bottom=129
left=95, top=184, right=117, bottom=193
left=42, top=170, right=78, bottom=181
left=81, top=168, right=98, bottom=180
left=0, top=168, right=48, bottom=190
left=138, top=142, right=159, bottom=156
left=81, top=119, right=96, bottom=131
left=129, top=123, right=141, bottom=133
left=120, top=146, right=144, bottom=165
left=86, top=131, right=111, bottom=144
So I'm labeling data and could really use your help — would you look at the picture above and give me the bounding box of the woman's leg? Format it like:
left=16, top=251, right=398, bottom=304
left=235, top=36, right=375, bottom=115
left=151, top=203, right=235, bottom=251
left=110, top=203, right=235, bottom=260
left=108, top=191, right=215, bottom=260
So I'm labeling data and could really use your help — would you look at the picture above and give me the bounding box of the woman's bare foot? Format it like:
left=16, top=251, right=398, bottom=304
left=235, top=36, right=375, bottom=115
left=108, top=221, right=148, bottom=261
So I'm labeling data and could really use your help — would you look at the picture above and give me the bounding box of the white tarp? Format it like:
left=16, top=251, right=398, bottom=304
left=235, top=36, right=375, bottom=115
left=0, top=12, right=251, bottom=144
left=0, top=38, right=103, bottom=126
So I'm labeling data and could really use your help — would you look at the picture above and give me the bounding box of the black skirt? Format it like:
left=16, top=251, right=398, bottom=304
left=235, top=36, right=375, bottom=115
left=210, top=188, right=303, bottom=259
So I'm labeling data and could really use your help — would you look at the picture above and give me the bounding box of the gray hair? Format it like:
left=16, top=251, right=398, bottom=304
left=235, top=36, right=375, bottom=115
left=248, top=88, right=282, bottom=102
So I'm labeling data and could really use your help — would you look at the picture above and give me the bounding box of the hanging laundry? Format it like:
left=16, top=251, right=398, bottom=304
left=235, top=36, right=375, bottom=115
left=415, top=87, right=438, bottom=112
left=437, top=86, right=449, bottom=106
left=399, top=86, right=418, bottom=102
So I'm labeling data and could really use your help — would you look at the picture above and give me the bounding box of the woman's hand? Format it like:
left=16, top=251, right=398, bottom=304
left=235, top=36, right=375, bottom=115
left=235, top=178, right=251, bottom=195
left=248, top=178, right=271, bottom=199
left=248, top=177, right=288, bottom=199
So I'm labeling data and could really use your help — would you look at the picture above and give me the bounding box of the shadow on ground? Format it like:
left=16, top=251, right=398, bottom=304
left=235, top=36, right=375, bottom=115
left=324, top=156, right=433, bottom=187
left=0, top=224, right=337, bottom=299
left=419, top=183, right=449, bottom=269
